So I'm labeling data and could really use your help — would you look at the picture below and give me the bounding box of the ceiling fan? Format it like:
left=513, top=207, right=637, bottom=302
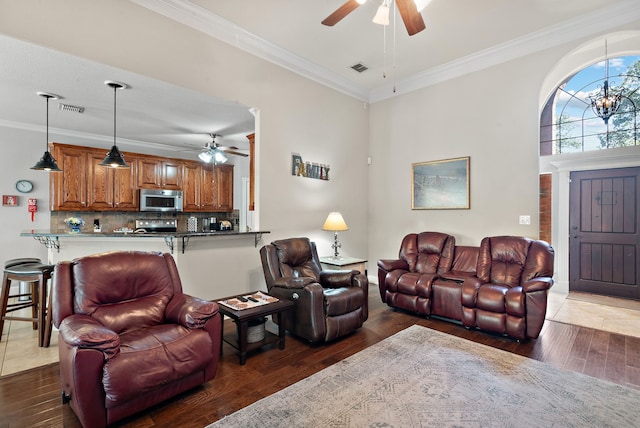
left=198, top=133, right=248, bottom=164
left=322, top=0, right=430, bottom=36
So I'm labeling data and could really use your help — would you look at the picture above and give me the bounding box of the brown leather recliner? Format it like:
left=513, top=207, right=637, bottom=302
left=52, top=251, right=222, bottom=428
left=260, top=237, right=368, bottom=343
left=377, top=232, right=455, bottom=316
left=461, top=236, right=555, bottom=340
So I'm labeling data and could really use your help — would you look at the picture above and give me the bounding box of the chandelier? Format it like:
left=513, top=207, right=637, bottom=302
left=589, top=40, right=622, bottom=125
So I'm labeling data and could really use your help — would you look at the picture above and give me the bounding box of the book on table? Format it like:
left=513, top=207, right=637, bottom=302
left=218, top=291, right=279, bottom=311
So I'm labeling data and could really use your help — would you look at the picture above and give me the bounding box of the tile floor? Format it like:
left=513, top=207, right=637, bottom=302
left=0, top=302, right=58, bottom=377
left=1, top=291, right=639, bottom=377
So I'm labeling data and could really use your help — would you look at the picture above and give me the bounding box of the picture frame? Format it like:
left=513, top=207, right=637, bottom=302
left=412, top=157, right=470, bottom=210
left=2, top=195, right=19, bottom=206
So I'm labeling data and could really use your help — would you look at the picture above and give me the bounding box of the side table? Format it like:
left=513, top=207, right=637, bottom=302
left=216, top=292, right=294, bottom=365
left=319, top=256, right=367, bottom=275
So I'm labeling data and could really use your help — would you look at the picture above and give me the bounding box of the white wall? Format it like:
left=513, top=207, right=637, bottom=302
left=0, top=127, right=50, bottom=266
left=368, top=27, right=640, bottom=291
left=368, top=52, right=547, bottom=261
left=0, top=0, right=368, bottom=298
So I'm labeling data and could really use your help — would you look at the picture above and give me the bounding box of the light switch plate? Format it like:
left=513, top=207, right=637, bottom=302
left=519, top=215, right=531, bottom=225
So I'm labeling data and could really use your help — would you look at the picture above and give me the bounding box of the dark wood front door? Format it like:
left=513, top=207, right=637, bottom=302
left=569, top=167, right=640, bottom=299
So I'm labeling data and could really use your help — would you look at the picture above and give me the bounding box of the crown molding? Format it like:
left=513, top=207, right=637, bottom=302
left=0, top=119, right=188, bottom=152
left=131, top=0, right=640, bottom=104
left=129, top=0, right=369, bottom=102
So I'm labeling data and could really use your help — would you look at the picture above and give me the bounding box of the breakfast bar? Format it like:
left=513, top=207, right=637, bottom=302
left=20, top=229, right=270, bottom=299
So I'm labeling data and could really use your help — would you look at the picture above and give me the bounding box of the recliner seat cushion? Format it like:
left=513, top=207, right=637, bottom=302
left=396, top=272, right=436, bottom=297
left=103, top=324, right=212, bottom=406
left=324, top=287, right=364, bottom=316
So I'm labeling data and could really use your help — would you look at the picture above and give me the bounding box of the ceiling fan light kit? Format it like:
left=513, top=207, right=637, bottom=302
left=322, top=0, right=428, bottom=36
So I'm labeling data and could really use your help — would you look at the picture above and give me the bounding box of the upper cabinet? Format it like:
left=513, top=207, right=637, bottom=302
left=51, top=144, right=138, bottom=211
left=214, top=164, right=234, bottom=212
left=182, top=161, right=233, bottom=212
left=50, top=143, right=232, bottom=212
left=137, top=158, right=182, bottom=189
left=51, top=144, right=87, bottom=210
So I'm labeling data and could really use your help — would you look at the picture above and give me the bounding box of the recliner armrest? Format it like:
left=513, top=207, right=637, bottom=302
left=273, top=277, right=316, bottom=289
left=59, top=314, right=120, bottom=360
left=320, top=269, right=358, bottom=287
left=377, top=259, right=409, bottom=272
left=165, top=294, right=219, bottom=329
left=522, top=277, right=554, bottom=293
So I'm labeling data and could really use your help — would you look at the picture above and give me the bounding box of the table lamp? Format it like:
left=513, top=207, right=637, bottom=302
left=322, top=212, right=348, bottom=259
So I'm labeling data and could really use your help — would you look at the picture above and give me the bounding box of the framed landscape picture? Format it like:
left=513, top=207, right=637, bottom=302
left=412, top=157, right=470, bottom=209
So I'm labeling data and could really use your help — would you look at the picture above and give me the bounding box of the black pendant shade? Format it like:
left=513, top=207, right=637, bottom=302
left=100, top=144, right=128, bottom=168
left=101, top=80, right=129, bottom=168
left=31, top=92, right=62, bottom=172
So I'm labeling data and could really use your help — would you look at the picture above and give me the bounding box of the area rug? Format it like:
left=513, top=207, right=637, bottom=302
left=209, top=325, right=640, bottom=428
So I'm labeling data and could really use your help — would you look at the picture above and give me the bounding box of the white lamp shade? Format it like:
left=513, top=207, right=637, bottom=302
left=322, top=212, right=349, bottom=231
left=372, top=3, right=390, bottom=25
left=414, top=0, right=432, bottom=12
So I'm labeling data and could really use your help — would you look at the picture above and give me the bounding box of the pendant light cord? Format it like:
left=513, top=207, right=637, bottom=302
left=113, top=84, right=117, bottom=146
left=45, top=95, right=49, bottom=150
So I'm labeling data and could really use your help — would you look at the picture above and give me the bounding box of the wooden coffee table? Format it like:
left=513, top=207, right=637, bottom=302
left=216, top=292, right=294, bottom=365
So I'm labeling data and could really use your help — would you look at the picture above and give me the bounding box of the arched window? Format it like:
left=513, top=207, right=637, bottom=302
left=540, top=55, right=640, bottom=155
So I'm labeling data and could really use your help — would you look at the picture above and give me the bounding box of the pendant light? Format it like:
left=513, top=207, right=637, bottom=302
left=31, top=92, right=62, bottom=172
left=100, top=80, right=129, bottom=168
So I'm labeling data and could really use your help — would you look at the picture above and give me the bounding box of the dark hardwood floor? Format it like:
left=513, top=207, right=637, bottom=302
left=2, top=286, right=639, bottom=428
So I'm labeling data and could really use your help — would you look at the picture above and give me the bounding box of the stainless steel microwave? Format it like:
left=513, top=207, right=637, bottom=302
left=139, top=189, right=183, bottom=212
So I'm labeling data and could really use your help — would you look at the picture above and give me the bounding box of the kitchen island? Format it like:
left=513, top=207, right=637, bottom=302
left=20, top=229, right=270, bottom=299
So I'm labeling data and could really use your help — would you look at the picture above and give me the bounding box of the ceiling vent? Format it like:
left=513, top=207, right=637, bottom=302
left=350, top=63, right=368, bottom=73
left=58, top=103, right=85, bottom=113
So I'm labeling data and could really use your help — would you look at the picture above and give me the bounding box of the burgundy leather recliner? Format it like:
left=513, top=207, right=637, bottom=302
left=461, top=236, right=555, bottom=340
left=377, top=232, right=456, bottom=316
left=260, top=237, right=368, bottom=343
left=52, top=251, right=222, bottom=428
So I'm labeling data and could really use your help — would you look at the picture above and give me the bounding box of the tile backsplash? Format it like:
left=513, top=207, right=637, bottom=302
left=50, top=210, right=238, bottom=233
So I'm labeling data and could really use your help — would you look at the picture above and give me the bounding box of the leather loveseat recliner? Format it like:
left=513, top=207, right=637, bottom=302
left=52, top=251, right=222, bottom=428
left=377, top=232, right=456, bottom=316
left=461, top=236, right=555, bottom=340
left=260, top=237, right=368, bottom=343
left=379, top=233, right=555, bottom=341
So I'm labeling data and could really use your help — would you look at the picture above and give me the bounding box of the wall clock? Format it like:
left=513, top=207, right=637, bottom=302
left=15, top=180, right=34, bottom=193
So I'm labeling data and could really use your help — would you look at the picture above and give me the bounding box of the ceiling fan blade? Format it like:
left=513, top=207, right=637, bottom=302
left=396, top=0, right=426, bottom=36
left=322, top=0, right=362, bottom=26
left=222, top=149, right=248, bottom=157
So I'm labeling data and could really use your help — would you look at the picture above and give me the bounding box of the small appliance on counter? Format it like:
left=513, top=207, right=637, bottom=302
left=218, top=220, right=233, bottom=231
left=134, top=219, right=178, bottom=233
left=208, top=218, right=232, bottom=231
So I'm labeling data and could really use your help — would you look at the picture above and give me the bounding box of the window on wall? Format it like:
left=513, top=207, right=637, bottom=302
left=540, top=55, right=640, bottom=156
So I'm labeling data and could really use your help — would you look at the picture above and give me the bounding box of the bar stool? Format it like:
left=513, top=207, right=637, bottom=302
left=0, top=258, right=55, bottom=347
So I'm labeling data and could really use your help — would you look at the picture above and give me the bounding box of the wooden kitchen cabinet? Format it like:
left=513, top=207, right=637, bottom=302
left=50, top=144, right=87, bottom=210
left=51, top=144, right=138, bottom=211
left=112, top=157, right=138, bottom=210
left=182, top=161, right=216, bottom=211
left=214, top=164, right=234, bottom=212
left=51, top=143, right=231, bottom=213
left=137, top=157, right=181, bottom=189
